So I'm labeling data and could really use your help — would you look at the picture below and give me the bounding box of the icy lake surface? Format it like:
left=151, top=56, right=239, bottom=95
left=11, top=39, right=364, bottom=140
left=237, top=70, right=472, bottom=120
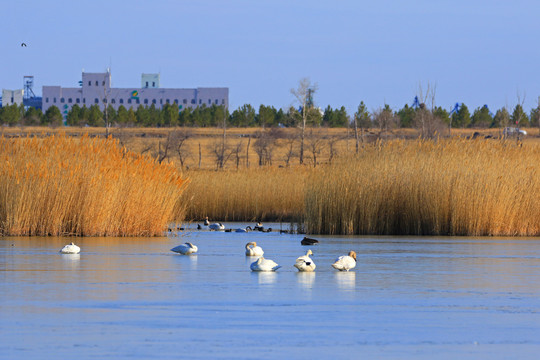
left=1, top=223, right=540, bottom=359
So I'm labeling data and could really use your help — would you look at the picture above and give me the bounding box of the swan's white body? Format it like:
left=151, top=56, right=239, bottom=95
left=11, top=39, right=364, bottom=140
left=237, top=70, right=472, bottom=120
left=250, top=257, right=281, bottom=272
left=294, top=249, right=316, bottom=272
left=171, top=242, right=198, bottom=255
left=236, top=226, right=252, bottom=233
left=245, top=242, right=264, bottom=256
left=60, top=242, right=80, bottom=254
left=209, top=223, right=225, bottom=231
left=332, top=251, right=357, bottom=271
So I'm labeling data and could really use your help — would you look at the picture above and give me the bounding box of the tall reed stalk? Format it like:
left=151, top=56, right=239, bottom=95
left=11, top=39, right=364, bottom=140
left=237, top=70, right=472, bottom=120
left=305, top=138, right=540, bottom=236
left=0, top=134, right=187, bottom=236
left=182, top=167, right=308, bottom=222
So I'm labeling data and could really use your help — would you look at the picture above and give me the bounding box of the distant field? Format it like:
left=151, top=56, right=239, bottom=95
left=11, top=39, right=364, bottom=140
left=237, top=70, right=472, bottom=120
left=2, top=126, right=539, bottom=171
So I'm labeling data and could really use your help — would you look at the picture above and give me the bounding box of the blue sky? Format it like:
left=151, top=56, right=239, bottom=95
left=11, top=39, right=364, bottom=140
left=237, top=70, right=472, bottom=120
left=1, top=0, right=539, bottom=115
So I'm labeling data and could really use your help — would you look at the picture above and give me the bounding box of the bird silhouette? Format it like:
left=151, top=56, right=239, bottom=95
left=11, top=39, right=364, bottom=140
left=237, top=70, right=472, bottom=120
left=21, top=43, right=27, bottom=47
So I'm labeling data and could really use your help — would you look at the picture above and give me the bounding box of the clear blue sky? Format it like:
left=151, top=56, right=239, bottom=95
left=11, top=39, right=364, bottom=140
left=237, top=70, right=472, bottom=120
left=2, top=0, right=539, bottom=115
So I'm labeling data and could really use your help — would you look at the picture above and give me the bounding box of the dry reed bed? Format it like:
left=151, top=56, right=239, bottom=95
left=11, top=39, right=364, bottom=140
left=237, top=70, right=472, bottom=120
left=182, top=167, right=309, bottom=222
left=305, top=138, right=540, bottom=236
left=0, top=134, right=187, bottom=236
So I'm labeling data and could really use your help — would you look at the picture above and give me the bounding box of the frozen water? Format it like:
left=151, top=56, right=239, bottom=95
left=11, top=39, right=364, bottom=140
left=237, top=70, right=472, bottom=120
left=1, top=223, right=540, bottom=359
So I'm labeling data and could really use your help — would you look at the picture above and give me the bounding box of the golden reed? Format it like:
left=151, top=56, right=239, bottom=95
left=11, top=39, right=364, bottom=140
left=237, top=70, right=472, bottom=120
left=305, top=138, right=540, bottom=236
left=0, top=134, right=187, bottom=236
left=182, top=167, right=308, bottom=223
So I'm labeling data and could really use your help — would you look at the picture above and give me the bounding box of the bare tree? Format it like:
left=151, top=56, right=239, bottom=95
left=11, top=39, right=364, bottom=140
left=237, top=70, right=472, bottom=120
left=282, top=130, right=299, bottom=167
left=305, top=130, right=324, bottom=167
left=291, top=78, right=318, bottom=165
left=157, top=131, right=172, bottom=163
left=413, top=82, right=446, bottom=138
left=327, top=135, right=341, bottom=164
left=209, top=139, right=232, bottom=170
left=172, top=128, right=192, bottom=169
left=253, top=130, right=276, bottom=166
left=231, top=140, right=244, bottom=169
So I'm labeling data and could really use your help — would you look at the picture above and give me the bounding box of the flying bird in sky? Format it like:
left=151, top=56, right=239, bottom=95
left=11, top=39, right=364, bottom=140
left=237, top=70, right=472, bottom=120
left=21, top=43, right=27, bottom=47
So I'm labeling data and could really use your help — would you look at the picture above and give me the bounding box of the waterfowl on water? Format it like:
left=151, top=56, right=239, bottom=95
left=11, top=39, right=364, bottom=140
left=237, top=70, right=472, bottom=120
left=254, top=222, right=264, bottom=231
left=171, top=242, right=198, bottom=255
left=250, top=257, right=281, bottom=272
left=208, top=223, right=225, bottom=231
left=245, top=242, right=264, bottom=256
left=236, top=226, right=252, bottom=233
left=294, top=249, right=316, bottom=272
left=197, top=224, right=202, bottom=230
left=204, top=216, right=210, bottom=226
left=332, top=251, right=357, bottom=272
left=60, top=242, right=80, bottom=254
left=301, top=237, right=319, bottom=245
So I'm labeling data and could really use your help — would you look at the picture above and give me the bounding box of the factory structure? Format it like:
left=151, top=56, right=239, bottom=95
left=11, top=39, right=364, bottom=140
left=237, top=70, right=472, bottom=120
left=2, top=71, right=229, bottom=120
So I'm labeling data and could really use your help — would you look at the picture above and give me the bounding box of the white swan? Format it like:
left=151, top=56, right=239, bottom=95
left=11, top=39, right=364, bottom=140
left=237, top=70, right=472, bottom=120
left=208, top=222, right=225, bottom=231
left=236, top=226, right=252, bottom=233
left=294, top=249, right=316, bottom=272
left=245, top=241, right=264, bottom=256
left=171, top=242, right=198, bottom=255
left=332, top=251, right=357, bottom=271
left=60, top=242, right=80, bottom=254
left=250, top=256, right=281, bottom=272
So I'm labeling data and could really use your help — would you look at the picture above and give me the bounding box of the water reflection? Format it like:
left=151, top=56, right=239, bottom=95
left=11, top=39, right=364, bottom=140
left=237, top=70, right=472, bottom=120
left=296, top=272, right=316, bottom=289
left=188, top=254, right=198, bottom=270
left=334, top=271, right=356, bottom=290
left=254, top=271, right=277, bottom=285
left=60, top=253, right=80, bottom=269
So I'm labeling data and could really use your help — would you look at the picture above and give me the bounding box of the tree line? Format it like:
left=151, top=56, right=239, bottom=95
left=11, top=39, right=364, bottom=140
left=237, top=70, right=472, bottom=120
left=1, top=101, right=539, bottom=130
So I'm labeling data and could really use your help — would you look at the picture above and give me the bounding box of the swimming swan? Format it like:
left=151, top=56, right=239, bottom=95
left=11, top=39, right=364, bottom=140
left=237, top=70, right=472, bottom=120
left=294, top=249, right=316, bottom=272
left=209, top=223, right=225, bottom=231
left=250, top=257, right=281, bottom=272
left=236, top=226, right=253, bottom=233
left=60, top=242, right=80, bottom=254
left=171, top=242, right=198, bottom=255
left=332, top=251, right=357, bottom=271
left=245, top=241, right=264, bottom=256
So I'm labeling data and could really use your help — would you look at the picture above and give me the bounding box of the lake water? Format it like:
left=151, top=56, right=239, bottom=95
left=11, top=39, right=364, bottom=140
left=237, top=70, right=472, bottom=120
left=1, top=223, right=540, bottom=359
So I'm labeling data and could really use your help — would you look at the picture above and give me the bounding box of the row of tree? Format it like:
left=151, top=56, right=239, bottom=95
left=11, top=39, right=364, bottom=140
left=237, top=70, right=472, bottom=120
left=1, top=102, right=539, bottom=130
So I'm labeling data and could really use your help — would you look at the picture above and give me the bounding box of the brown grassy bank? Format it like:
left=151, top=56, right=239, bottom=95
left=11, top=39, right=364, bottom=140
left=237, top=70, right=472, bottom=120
left=0, top=134, right=187, bottom=236
left=305, top=138, right=540, bottom=236
left=181, top=167, right=308, bottom=223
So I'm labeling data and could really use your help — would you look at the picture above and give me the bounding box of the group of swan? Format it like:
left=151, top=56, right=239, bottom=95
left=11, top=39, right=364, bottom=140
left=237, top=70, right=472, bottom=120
left=200, top=218, right=272, bottom=233
left=60, top=240, right=357, bottom=273
left=171, top=240, right=356, bottom=273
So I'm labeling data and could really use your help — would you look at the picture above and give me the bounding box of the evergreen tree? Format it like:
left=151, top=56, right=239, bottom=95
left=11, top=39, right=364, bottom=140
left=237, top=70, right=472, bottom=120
left=511, top=104, right=529, bottom=127
left=88, top=105, right=104, bottom=127
left=43, top=106, right=63, bottom=126
left=354, top=101, right=371, bottom=129
left=66, top=104, right=81, bottom=126
left=117, top=105, right=129, bottom=125
left=470, top=106, right=493, bottom=128
left=452, top=103, right=471, bottom=128
left=492, top=107, right=511, bottom=128
left=23, top=107, right=42, bottom=126
left=397, top=104, right=415, bottom=128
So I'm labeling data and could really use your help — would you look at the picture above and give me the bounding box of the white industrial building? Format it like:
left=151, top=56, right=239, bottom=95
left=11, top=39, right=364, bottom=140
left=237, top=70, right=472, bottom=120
left=2, top=89, right=24, bottom=107
left=42, top=71, right=229, bottom=117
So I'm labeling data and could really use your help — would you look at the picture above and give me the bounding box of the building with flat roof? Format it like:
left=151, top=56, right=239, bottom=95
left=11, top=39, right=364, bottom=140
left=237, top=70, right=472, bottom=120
left=42, top=71, right=229, bottom=119
left=2, top=89, right=24, bottom=107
